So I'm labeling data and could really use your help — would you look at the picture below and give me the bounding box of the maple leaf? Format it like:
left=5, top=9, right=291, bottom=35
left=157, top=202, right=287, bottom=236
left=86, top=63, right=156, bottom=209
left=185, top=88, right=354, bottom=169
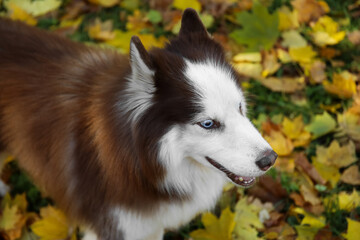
left=264, top=130, right=294, bottom=157
left=292, top=207, right=325, bottom=240
left=323, top=71, right=357, bottom=99
left=305, top=111, right=336, bottom=139
left=88, top=18, right=116, bottom=41
left=316, top=140, right=356, bottom=168
left=0, top=205, right=21, bottom=231
left=278, top=6, right=299, bottom=31
left=312, top=158, right=340, bottom=188
left=343, top=218, right=360, bottom=240
left=233, top=197, right=264, bottom=240
left=4, top=0, right=61, bottom=17
left=336, top=111, right=360, bottom=141
left=190, top=207, right=235, bottom=240
left=5, top=2, right=37, bottom=26
left=230, top=2, right=279, bottom=51
left=31, top=206, right=73, bottom=240
left=338, top=190, right=360, bottom=211
left=282, top=116, right=311, bottom=147
left=310, top=16, right=346, bottom=47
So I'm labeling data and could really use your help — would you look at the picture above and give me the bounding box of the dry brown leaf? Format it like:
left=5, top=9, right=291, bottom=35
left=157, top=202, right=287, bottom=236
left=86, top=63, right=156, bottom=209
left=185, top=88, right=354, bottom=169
left=290, top=192, right=306, bottom=207
left=320, top=47, right=340, bottom=59
left=262, top=50, right=281, bottom=77
left=348, top=30, right=360, bottom=45
left=274, top=156, right=295, bottom=173
left=310, top=60, right=327, bottom=83
left=259, top=76, right=305, bottom=93
left=340, top=165, right=360, bottom=185
left=304, top=204, right=325, bottom=216
left=295, top=153, right=326, bottom=185
left=291, top=0, right=328, bottom=23
left=264, top=212, right=284, bottom=228
left=247, top=175, right=287, bottom=203
left=300, top=184, right=321, bottom=205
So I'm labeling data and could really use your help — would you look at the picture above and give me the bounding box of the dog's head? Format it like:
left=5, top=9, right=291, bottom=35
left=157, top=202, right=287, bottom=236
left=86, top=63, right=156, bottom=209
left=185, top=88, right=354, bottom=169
left=126, top=9, right=277, bottom=190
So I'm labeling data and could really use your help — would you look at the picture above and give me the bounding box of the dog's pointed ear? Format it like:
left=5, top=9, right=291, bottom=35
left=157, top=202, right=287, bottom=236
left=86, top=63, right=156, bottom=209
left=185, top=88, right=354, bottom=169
left=179, top=8, right=208, bottom=38
left=130, top=36, right=154, bottom=77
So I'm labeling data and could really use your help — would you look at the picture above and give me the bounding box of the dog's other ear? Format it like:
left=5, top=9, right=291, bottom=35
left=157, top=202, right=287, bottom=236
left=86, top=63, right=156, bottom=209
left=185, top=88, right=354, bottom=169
left=179, top=8, right=208, bottom=38
left=130, top=36, right=154, bottom=78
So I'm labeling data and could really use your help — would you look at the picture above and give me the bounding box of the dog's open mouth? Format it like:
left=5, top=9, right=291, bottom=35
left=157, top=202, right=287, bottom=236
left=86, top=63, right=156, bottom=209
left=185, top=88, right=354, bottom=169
left=205, top=157, right=256, bottom=187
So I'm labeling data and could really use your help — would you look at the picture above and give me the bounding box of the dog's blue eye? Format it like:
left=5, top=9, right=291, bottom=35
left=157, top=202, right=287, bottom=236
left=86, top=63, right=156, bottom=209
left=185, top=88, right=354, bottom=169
left=201, top=120, right=213, bottom=128
left=199, top=120, right=218, bottom=129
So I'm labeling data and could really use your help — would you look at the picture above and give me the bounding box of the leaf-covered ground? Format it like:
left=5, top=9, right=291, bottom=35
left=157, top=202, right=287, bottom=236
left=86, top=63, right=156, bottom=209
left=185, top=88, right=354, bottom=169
left=1, top=0, right=360, bottom=239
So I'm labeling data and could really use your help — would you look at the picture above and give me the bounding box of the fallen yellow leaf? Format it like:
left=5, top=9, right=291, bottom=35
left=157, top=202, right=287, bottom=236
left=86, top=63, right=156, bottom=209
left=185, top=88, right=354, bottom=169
left=343, top=218, right=360, bottom=240
left=234, top=197, right=264, bottom=240
left=5, top=2, right=37, bottom=26
left=190, top=207, right=235, bottom=240
left=278, top=6, right=299, bottom=31
left=126, top=10, right=150, bottom=33
left=316, top=140, right=356, bottom=168
left=277, top=49, right=292, bottom=63
left=0, top=205, right=21, bottom=231
left=282, top=116, right=311, bottom=147
left=172, top=0, right=201, bottom=11
left=311, top=16, right=346, bottom=46
left=281, top=30, right=307, bottom=48
left=264, top=130, right=294, bottom=156
left=233, top=52, right=261, bottom=62
left=88, top=18, right=116, bottom=41
left=259, top=76, right=305, bottom=93
left=233, top=62, right=263, bottom=79
left=4, top=0, right=61, bottom=17
left=323, top=71, right=357, bottom=98
left=289, top=45, right=317, bottom=63
left=338, top=189, right=360, bottom=211
left=312, top=157, right=340, bottom=188
left=336, top=111, right=360, bottom=141
left=31, top=206, right=72, bottom=240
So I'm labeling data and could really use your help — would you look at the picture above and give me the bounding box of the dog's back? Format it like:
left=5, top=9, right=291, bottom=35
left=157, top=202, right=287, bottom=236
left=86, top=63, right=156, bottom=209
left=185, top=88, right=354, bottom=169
left=0, top=18, right=132, bottom=236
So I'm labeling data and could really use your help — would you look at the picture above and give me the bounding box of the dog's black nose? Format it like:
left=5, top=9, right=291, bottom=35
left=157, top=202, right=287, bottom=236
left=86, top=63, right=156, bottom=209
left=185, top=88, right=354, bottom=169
left=255, top=150, right=278, bottom=171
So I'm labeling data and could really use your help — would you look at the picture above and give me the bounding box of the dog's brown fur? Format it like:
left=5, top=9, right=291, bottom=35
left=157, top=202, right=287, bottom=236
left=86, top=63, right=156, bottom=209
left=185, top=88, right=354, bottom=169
left=0, top=18, right=187, bottom=238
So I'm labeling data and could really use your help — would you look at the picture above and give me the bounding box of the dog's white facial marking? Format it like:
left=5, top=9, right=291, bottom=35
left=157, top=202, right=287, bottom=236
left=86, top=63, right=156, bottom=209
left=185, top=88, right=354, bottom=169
left=122, top=43, right=155, bottom=123
left=181, top=60, right=272, bottom=179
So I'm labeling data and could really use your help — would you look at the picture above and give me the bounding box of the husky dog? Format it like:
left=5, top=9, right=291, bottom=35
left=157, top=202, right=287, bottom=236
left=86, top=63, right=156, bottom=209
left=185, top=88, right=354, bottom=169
left=0, top=8, right=277, bottom=240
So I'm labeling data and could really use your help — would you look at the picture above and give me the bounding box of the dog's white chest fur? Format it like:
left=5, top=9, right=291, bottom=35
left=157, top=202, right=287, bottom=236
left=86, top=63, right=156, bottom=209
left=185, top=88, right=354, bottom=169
left=111, top=165, right=226, bottom=240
